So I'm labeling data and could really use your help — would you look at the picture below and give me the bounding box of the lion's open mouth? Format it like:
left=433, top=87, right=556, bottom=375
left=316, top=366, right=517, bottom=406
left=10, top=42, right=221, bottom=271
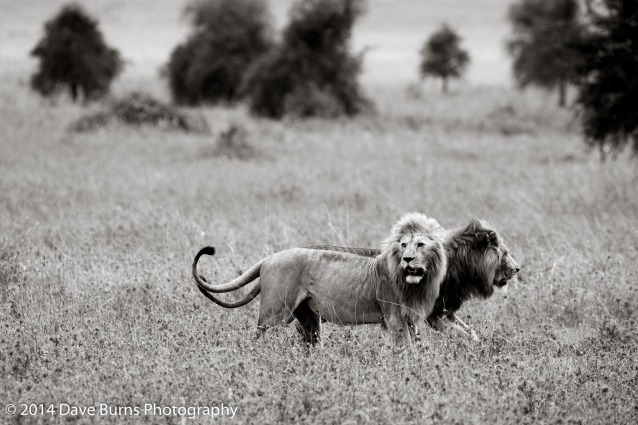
left=405, top=266, right=425, bottom=276
left=404, top=266, right=425, bottom=284
left=495, top=278, right=508, bottom=288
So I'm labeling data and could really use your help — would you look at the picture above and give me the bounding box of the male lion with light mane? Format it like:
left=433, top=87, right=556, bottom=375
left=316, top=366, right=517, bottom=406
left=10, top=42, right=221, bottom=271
left=192, top=212, right=447, bottom=346
left=310, top=218, right=520, bottom=341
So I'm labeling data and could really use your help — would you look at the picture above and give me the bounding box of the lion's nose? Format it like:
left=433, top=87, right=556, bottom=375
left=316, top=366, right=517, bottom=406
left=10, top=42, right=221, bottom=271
left=403, top=256, right=414, bottom=263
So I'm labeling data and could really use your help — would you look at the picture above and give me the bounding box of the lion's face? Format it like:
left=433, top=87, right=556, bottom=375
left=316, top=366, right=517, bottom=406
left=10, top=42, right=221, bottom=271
left=398, top=233, right=443, bottom=284
left=493, top=242, right=520, bottom=288
left=382, top=212, right=447, bottom=290
left=460, top=219, right=520, bottom=296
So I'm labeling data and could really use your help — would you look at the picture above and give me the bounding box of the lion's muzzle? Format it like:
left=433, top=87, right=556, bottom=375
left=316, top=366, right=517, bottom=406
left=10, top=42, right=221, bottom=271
left=495, top=278, right=509, bottom=287
left=495, top=268, right=519, bottom=287
left=404, top=265, right=426, bottom=284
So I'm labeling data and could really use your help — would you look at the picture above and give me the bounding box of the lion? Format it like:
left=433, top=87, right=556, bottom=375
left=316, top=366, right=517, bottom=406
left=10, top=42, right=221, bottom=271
left=192, top=212, right=447, bottom=346
left=309, top=218, right=520, bottom=341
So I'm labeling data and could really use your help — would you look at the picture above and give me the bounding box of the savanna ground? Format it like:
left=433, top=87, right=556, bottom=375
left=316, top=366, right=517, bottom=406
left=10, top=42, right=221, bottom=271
left=2, top=1, right=638, bottom=424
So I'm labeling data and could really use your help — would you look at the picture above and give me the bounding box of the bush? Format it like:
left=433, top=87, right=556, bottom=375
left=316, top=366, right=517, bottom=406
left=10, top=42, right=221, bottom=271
left=419, top=24, right=470, bottom=93
left=112, top=92, right=195, bottom=129
left=576, top=0, right=638, bottom=154
left=30, top=3, right=122, bottom=102
left=241, top=0, right=370, bottom=119
left=165, top=0, right=273, bottom=105
left=70, top=92, right=207, bottom=133
left=207, top=124, right=257, bottom=160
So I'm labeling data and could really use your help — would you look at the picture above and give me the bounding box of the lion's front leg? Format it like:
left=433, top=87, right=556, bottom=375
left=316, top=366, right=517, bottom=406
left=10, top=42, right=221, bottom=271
left=385, top=312, right=413, bottom=348
left=448, top=313, right=479, bottom=341
left=407, top=315, right=421, bottom=342
left=427, top=315, right=447, bottom=333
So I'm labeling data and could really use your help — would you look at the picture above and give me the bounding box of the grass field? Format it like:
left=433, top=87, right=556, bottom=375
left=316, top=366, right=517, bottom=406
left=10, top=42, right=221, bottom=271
left=2, top=1, right=638, bottom=424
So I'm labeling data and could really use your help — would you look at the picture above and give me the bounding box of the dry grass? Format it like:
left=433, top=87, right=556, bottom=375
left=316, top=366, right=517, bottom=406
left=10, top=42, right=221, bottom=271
left=1, top=76, right=637, bottom=424
left=2, top=0, right=638, bottom=423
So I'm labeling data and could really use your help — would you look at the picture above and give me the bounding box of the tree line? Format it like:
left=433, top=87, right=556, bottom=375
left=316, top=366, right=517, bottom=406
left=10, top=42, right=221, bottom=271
left=29, top=0, right=638, bottom=154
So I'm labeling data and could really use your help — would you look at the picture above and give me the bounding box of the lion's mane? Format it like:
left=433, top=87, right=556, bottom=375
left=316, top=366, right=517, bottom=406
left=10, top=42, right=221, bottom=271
left=428, top=218, right=503, bottom=321
left=378, top=212, right=448, bottom=322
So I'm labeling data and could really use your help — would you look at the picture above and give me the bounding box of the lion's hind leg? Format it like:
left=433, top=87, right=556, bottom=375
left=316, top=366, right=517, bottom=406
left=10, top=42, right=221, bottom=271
left=293, top=300, right=322, bottom=346
left=256, top=300, right=296, bottom=338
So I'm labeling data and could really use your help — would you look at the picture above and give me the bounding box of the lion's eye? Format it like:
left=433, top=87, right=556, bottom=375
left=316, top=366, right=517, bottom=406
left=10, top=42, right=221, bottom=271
left=401, top=243, right=407, bottom=248
left=417, top=242, right=425, bottom=248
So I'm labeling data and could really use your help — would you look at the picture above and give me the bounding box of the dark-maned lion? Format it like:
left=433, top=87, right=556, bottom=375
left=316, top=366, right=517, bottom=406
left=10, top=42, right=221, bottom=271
left=309, top=218, right=520, bottom=340
left=193, top=213, right=447, bottom=346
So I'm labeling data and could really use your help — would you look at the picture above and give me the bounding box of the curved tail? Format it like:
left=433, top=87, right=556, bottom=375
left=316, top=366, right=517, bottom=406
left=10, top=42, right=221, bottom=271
left=197, top=276, right=261, bottom=308
left=192, top=246, right=263, bottom=308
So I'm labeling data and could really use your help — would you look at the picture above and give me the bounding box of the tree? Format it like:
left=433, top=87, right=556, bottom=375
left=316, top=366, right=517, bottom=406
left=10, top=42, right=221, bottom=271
left=507, top=0, right=585, bottom=107
left=30, top=3, right=122, bottom=102
left=419, top=24, right=470, bottom=93
left=576, top=0, right=638, bottom=154
left=241, top=0, right=370, bottom=119
left=165, top=0, right=273, bottom=105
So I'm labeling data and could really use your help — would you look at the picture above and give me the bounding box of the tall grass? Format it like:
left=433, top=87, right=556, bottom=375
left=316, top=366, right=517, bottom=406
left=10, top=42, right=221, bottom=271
left=1, top=70, right=636, bottom=423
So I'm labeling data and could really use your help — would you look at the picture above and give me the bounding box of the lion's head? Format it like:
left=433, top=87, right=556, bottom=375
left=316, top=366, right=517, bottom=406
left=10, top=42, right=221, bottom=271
left=446, top=218, right=520, bottom=298
left=382, top=212, right=447, bottom=287
left=493, top=240, right=520, bottom=288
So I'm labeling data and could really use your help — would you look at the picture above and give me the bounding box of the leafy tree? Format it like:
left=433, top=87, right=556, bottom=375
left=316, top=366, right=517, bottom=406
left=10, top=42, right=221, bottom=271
left=419, top=24, right=470, bottom=93
left=576, top=0, right=638, bottom=154
left=166, top=0, right=273, bottom=105
left=241, top=0, right=369, bottom=119
left=30, top=3, right=122, bottom=102
left=507, top=0, right=585, bottom=106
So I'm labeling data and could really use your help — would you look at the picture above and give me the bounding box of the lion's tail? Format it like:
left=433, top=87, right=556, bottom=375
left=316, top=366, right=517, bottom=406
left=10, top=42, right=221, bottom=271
left=197, top=280, right=261, bottom=308
left=192, top=247, right=262, bottom=307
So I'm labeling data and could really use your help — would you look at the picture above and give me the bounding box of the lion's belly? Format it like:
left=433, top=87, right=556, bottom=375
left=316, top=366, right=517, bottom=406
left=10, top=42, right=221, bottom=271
left=306, top=294, right=383, bottom=325
left=265, top=248, right=385, bottom=325
left=302, top=261, right=384, bottom=325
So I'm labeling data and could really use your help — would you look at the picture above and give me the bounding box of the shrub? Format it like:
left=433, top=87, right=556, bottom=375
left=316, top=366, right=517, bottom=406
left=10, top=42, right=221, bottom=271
left=30, top=3, right=122, bottom=102
left=70, top=92, right=206, bottom=133
left=165, top=0, right=273, bottom=105
left=69, top=111, right=113, bottom=133
left=419, top=24, right=470, bottom=93
left=241, top=0, right=370, bottom=119
left=576, top=0, right=638, bottom=154
left=112, top=92, right=191, bottom=128
left=209, top=124, right=257, bottom=160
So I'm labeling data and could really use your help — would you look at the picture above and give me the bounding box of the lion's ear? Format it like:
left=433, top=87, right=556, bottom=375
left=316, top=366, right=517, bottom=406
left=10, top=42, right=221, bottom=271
left=468, top=218, right=482, bottom=231
left=487, top=230, right=498, bottom=246
left=474, top=230, right=497, bottom=248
